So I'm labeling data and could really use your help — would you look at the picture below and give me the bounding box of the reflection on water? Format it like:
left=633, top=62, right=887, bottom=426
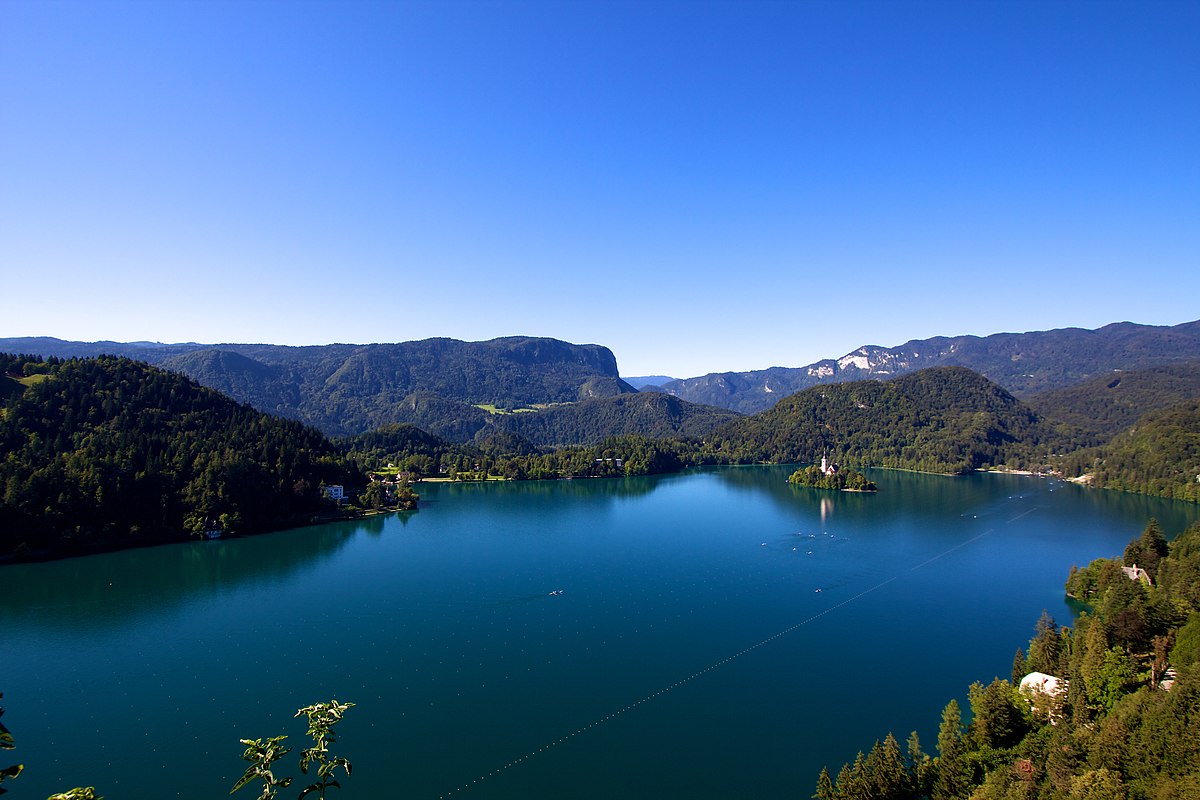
left=1, top=518, right=388, bottom=629
left=5, top=467, right=1199, bottom=800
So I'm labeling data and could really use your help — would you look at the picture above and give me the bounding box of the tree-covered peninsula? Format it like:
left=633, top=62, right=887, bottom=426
left=813, top=519, right=1200, bottom=800
left=0, top=355, right=367, bottom=560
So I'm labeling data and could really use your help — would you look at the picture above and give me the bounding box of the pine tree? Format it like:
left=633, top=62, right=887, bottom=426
left=906, top=731, right=932, bottom=799
left=814, top=766, right=837, bottom=800
left=933, top=699, right=970, bottom=800
left=1011, top=647, right=1027, bottom=684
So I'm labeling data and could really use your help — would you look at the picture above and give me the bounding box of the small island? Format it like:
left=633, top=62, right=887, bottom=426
left=788, top=454, right=877, bottom=492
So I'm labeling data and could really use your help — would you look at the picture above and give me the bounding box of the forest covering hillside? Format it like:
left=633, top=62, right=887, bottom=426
left=704, top=367, right=1056, bottom=474
left=1060, top=401, right=1200, bottom=504
left=487, top=392, right=739, bottom=446
left=339, top=369, right=1057, bottom=480
left=814, top=519, right=1200, bottom=800
left=323, top=390, right=738, bottom=446
left=1027, top=361, right=1200, bottom=445
left=661, top=319, right=1200, bottom=414
left=342, top=364, right=1200, bottom=502
left=0, top=354, right=361, bottom=559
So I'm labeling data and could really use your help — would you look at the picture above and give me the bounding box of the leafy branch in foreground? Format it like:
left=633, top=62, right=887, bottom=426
left=232, top=735, right=293, bottom=800
left=296, top=700, right=355, bottom=800
left=0, top=694, right=23, bottom=795
left=232, top=700, right=354, bottom=800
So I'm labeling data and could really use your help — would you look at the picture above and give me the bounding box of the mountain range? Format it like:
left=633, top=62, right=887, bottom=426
left=656, top=319, right=1200, bottom=413
left=0, top=336, right=643, bottom=438
left=5, top=318, right=1200, bottom=446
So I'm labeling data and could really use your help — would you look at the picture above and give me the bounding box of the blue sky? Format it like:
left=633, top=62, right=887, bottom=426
left=2, top=0, right=1197, bottom=378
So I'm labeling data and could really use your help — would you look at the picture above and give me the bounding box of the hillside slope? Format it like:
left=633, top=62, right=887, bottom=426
left=1028, top=360, right=1200, bottom=444
left=705, top=366, right=1055, bottom=474
left=1060, top=400, right=1200, bottom=503
left=0, top=355, right=359, bottom=558
left=489, top=392, right=740, bottom=447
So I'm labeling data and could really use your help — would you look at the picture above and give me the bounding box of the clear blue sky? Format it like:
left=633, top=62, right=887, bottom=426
left=2, top=0, right=1198, bottom=378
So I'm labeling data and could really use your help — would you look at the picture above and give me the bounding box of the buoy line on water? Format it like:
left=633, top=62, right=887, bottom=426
left=436, top=523, right=1006, bottom=798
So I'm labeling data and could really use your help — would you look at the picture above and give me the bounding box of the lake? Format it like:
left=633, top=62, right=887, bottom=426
left=5, top=467, right=1198, bottom=799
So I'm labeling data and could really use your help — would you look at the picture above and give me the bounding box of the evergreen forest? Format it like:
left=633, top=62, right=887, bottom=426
left=3, top=349, right=1200, bottom=560
left=0, top=355, right=363, bottom=559
left=814, top=519, right=1200, bottom=800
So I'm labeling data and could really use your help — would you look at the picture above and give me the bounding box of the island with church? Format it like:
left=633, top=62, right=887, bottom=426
left=787, top=453, right=878, bottom=492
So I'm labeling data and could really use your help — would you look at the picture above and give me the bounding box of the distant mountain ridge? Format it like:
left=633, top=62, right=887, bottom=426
left=660, top=319, right=1200, bottom=414
left=0, top=336, right=636, bottom=437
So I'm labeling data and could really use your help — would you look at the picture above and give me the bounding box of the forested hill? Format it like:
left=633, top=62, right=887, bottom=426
left=661, top=319, right=1200, bottom=414
left=1027, top=360, right=1200, bottom=445
left=0, top=355, right=359, bottom=559
left=705, top=366, right=1056, bottom=474
left=487, top=392, right=740, bottom=447
left=308, top=389, right=738, bottom=446
left=0, top=336, right=634, bottom=437
left=1060, top=400, right=1200, bottom=503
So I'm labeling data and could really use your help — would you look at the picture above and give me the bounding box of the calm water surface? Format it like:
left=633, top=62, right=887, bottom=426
left=5, top=467, right=1198, bottom=798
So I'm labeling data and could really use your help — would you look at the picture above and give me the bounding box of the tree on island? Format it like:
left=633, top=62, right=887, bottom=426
left=788, top=465, right=877, bottom=492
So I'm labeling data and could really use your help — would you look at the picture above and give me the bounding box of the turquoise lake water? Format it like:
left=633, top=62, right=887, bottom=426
left=5, top=466, right=1199, bottom=798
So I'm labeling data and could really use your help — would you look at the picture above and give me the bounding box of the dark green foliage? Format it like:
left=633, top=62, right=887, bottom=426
left=933, top=699, right=970, bottom=800
left=1124, top=518, right=1169, bottom=579
left=1159, top=524, right=1200, bottom=612
left=968, top=679, right=1030, bottom=751
left=386, top=392, right=493, bottom=442
left=232, top=700, right=354, bottom=800
left=1171, top=614, right=1200, bottom=669
left=343, top=426, right=706, bottom=483
left=819, top=519, right=1200, bottom=800
left=706, top=367, right=1056, bottom=474
left=788, top=466, right=877, bottom=491
left=821, top=735, right=912, bottom=800
left=0, top=357, right=360, bottom=559
left=1060, top=400, right=1200, bottom=503
left=295, top=701, right=354, bottom=800
left=487, top=393, right=740, bottom=447
left=1027, top=361, right=1200, bottom=445
left=232, top=736, right=292, bottom=799
left=1011, top=648, right=1028, bottom=685
left=1026, top=611, right=1063, bottom=675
